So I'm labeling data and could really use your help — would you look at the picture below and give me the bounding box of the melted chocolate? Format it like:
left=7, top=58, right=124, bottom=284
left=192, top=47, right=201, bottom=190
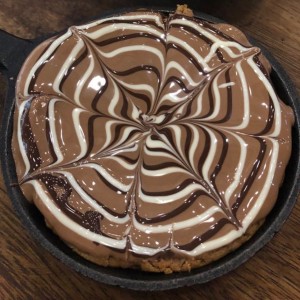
left=12, top=10, right=294, bottom=261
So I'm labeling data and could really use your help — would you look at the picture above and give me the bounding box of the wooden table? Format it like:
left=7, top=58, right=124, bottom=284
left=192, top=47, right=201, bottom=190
left=0, top=0, right=299, bottom=299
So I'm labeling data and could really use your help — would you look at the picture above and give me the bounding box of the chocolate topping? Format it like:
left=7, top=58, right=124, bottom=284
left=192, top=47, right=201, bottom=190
left=12, top=10, right=294, bottom=262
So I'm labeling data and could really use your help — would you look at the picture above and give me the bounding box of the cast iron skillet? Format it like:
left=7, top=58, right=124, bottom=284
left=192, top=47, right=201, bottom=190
left=0, top=9, right=300, bottom=291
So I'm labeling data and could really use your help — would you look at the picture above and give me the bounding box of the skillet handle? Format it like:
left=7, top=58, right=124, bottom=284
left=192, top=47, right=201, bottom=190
left=0, top=30, right=33, bottom=128
left=0, top=29, right=32, bottom=76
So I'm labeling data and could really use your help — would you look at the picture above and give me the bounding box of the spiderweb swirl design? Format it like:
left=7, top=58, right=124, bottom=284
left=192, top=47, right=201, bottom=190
left=13, top=12, right=293, bottom=256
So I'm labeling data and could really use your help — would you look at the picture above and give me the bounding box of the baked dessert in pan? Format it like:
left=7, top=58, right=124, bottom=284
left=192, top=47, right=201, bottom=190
left=1, top=6, right=299, bottom=290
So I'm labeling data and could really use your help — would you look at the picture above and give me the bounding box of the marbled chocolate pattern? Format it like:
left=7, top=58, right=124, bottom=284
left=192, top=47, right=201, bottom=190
left=12, top=11, right=294, bottom=258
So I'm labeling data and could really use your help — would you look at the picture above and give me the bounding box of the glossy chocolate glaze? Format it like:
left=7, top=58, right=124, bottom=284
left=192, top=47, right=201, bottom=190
left=12, top=11, right=294, bottom=264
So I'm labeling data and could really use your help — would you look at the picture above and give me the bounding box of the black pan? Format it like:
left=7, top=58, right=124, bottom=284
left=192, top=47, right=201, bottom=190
left=1, top=9, right=300, bottom=291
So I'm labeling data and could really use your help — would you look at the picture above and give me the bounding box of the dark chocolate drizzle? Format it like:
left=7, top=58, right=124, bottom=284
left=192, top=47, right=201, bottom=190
left=175, top=218, right=231, bottom=251
left=231, top=138, right=267, bottom=217
left=20, top=98, right=42, bottom=173
left=34, top=173, right=105, bottom=234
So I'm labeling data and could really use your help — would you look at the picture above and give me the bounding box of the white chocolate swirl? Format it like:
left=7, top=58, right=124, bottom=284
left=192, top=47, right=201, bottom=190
left=13, top=11, right=294, bottom=260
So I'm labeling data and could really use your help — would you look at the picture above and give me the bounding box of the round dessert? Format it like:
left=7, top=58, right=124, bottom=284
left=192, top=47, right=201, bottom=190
left=12, top=8, right=294, bottom=274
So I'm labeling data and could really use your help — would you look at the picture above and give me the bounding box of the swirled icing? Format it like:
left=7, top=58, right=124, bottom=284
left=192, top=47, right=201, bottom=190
left=12, top=11, right=294, bottom=263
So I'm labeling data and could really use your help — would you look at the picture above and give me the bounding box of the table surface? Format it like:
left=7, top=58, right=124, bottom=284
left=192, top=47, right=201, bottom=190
left=0, top=0, right=299, bottom=299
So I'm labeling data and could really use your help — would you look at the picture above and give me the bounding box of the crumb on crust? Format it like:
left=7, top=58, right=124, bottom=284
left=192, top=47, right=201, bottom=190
left=176, top=4, right=194, bottom=17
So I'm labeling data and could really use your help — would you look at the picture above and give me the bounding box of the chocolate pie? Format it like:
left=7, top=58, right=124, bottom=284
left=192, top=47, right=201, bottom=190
left=12, top=7, right=294, bottom=273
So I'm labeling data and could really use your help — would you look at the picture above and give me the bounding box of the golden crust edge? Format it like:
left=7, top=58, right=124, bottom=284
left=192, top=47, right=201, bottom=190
left=65, top=219, right=264, bottom=274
